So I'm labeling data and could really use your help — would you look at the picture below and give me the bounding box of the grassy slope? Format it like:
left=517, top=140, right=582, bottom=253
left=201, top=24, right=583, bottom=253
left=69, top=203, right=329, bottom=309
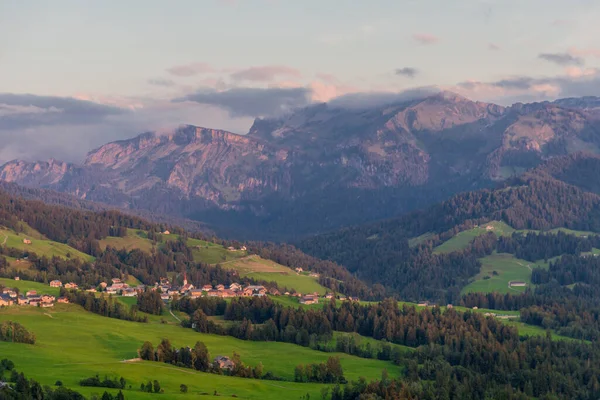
left=99, top=229, right=155, bottom=253
left=0, top=277, right=61, bottom=296
left=0, top=304, right=401, bottom=399
left=461, top=253, right=540, bottom=295
left=224, top=256, right=327, bottom=294
left=433, top=221, right=515, bottom=254
left=0, top=226, right=93, bottom=262
left=187, top=238, right=247, bottom=264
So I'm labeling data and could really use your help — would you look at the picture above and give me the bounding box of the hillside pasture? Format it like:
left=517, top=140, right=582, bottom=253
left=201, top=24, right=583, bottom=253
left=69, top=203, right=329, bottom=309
left=0, top=304, right=402, bottom=399
left=0, top=277, right=60, bottom=297
left=461, top=253, right=534, bottom=294
left=224, top=255, right=327, bottom=294
left=0, top=226, right=93, bottom=262
left=99, top=229, right=155, bottom=253
left=187, top=237, right=247, bottom=264
left=433, top=221, right=515, bottom=254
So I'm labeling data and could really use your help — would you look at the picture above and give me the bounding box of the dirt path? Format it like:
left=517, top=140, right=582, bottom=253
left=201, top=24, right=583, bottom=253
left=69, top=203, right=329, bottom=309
left=215, top=255, right=254, bottom=266
left=169, top=307, right=181, bottom=323
left=1, top=234, right=7, bottom=246
left=44, top=313, right=54, bottom=318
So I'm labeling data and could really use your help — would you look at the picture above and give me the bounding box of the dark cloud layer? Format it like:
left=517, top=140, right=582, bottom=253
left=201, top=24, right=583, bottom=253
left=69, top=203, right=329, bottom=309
left=175, top=87, right=312, bottom=117
left=538, top=52, right=583, bottom=66
left=395, top=67, right=419, bottom=78
left=0, top=93, right=126, bottom=130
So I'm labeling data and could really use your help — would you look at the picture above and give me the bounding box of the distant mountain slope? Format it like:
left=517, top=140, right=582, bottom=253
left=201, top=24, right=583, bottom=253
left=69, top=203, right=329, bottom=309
left=297, top=153, right=600, bottom=300
left=3, top=92, right=600, bottom=239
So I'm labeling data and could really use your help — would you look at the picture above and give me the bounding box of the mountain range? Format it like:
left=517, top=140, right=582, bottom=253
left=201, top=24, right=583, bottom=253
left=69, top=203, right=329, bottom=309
left=2, top=91, right=600, bottom=239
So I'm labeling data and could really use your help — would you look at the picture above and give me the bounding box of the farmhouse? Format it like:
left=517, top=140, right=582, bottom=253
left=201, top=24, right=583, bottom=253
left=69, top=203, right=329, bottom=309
left=57, top=297, right=69, bottom=304
left=189, top=289, right=203, bottom=299
left=25, top=290, right=37, bottom=297
left=214, top=356, right=235, bottom=371
left=23, top=238, right=32, bottom=244
left=229, top=283, right=242, bottom=291
left=300, top=295, right=319, bottom=305
left=163, top=230, right=170, bottom=235
left=216, top=284, right=225, bottom=291
left=0, top=295, right=13, bottom=307
left=64, top=282, right=78, bottom=289
left=41, top=295, right=55, bottom=303
left=49, top=280, right=62, bottom=288
left=295, top=267, right=303, bottom=273
left=122, top=288, right=137, bottom=297
left=202, top=284, right=213, bottom=291
left=509, top=281, right=527, bottom=287
left=324, top=293, right=334, bottom=299
left=17, top=296, right=28, bottom=305
left=14, top=276, right=19, bottom=281
left=417, top=301, right=431, bottom=307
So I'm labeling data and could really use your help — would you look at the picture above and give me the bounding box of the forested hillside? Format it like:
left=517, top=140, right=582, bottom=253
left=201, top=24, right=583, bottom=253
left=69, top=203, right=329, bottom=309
left=299, top=153, right=600, bottom=301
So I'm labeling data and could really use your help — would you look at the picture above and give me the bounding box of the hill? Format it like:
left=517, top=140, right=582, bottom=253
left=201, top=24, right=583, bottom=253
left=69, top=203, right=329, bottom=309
left=0, top=303, right=401, bottom=399
left=4, top=94, right=600, bottom=239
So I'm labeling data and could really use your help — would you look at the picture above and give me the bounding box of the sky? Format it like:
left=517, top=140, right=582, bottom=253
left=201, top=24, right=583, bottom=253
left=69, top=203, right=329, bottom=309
left=1, top=0, right=600, bottom=163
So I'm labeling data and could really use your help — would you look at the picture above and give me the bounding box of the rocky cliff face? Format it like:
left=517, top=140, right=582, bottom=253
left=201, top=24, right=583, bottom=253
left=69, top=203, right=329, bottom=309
left=2, top=92, right=600, bottom=239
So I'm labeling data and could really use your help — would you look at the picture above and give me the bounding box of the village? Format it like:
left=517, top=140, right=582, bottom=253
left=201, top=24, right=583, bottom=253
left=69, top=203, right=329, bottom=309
left=0, top=273, right=358, bottom=309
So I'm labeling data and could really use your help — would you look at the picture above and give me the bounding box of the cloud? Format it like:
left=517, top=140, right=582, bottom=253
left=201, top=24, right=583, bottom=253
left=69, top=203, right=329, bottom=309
left=412, top=33, right=439, bottom=45
left=538, top=52, right=584, bottom=66
left=166, top=62, right=215, bottom=77
left=455, top=68, right=600, bottom=104
left=327, top=87, right=440, bottom=110
left=230, top=65, right=302, bottom=82
left=175, top=87, right=312, bottom=117
left=148, top=78, right=176, bottom=87
left=568, top=47, right=600, bottom=59
left=0, top=93, right=126, bottom=130
left=395, top=67, right=419, bottom=78
left=488, top=43, right=501, bottom=51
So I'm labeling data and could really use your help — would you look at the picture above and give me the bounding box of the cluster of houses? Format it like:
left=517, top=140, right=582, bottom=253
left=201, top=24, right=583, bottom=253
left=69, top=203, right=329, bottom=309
left=154, top=276, right=272, bottom=301
left=0, top=287, right=68, bottom=308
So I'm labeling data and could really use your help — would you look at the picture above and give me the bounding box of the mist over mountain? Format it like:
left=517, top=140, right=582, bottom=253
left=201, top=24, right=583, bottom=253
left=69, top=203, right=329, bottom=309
left=2, top=91, right=600, bottom=239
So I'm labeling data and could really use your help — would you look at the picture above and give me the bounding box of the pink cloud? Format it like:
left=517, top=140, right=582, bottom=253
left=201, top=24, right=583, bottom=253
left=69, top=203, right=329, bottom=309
left=167, top=62, right=215, bottom=77
left=230, top=65, right=302, bottom=82
left=568, top=47, right=600, bottom=58
left=412, top=33, right=439, bottom=45
left=315, top=73, right=339, bottom=84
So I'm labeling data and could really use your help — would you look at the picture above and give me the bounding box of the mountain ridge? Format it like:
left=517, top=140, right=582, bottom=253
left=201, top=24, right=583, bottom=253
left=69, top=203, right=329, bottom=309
left=3, top=92, right=600, bottom=239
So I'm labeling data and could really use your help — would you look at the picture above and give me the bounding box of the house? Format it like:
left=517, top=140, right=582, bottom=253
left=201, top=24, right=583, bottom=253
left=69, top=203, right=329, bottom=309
left=5, top=291, right=16, bottom=298
left=14, top=276, right=19, bottom=281
left=338, top=295, right=347, bottom=301
left=41, top=295, right=55, bottom=304
left=206, top=289, right=220, bottom=297
left=86, top=288, right=97, bottom=293
left=163, top=230, right=170, bottom=235
left=229, top=283, right=242, bottom=291
left=25, top=290, right=37, bottom=297
left=99, top=282, right=108, bottom=289
left=240, top=246, right=247, bottom=251
left=216, top=284, right=225, bottom=291
left=122, top=288, right=137, bottom=297
left=417, top=301, right=430, bottom=307
left=447, top=304, right=453, bottom=309
left=202, top=284, right=213, bottom=291
left=189, top=289, right=203, bottom=299
left=111, top=278, right=122, bottom=284
left=509, top=281, right=527, bottom=287
left=105, top=288, right=117, bottom=295
left=348, top=297, right=359, bottom=302
left=300, top=295, right=319, bottom=305
left=17, top=296, right=28, bottom=305
left=23, top=238, right=31, bottom=244
left=324, top=293, right=334, bottom=299
left=28, top=298, right=41, bottom=307
left=245, top=285, right=266, bottom=297
left=284, top=291, right=290, bottom=296
left=309, top=273, right=320, bottom=278
left=64, top=282, right=78, bottom=289
left=0, top=295, right=13, bottom=307
left=295, top=267, right=303, bottom=273
left=57, top=297, right=69, bottom=304
left=268, top=287, right=280, bottom=296
left=41, top=302, right=54, bottom=308
left=160, top=293, right=170, bottom=301
left=472, top=306, right=479, bottom=310
left=214, top=356, right=235, bottom=371
left=218, top=289, right=237, bottom=298
left=49, top=280, right=62, bottom=288
left=227, top=246, right=235, bottom=251
left=180, top=283, right=194, bottom=293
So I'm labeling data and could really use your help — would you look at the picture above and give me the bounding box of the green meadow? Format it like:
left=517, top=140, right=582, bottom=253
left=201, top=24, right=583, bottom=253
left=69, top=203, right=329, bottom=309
left=433, top=221, right=515, bottom=254
left=461, top=253, right=536, bottom=295
left=0, top=304, right=401, bottom=399
left=0, top=226, right=93, bottom=262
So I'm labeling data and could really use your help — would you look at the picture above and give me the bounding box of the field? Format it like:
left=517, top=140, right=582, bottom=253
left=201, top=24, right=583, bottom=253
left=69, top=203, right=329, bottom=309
left=187, top=238, right=247, bottom=264
left=99, top=229, right=155, bottom=253
left=0, top=304, right=402, bottom=399
left=0, top=277, right=61, bottom=297
left=223, top=256, right=327, bottom=294
left=0, top=226, right=93, bottom=262
left=461, top=253, right=539, bottom=294
left=433, top=221, right=515, bottom=253
left=408, top=232, right=435, bottom=248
